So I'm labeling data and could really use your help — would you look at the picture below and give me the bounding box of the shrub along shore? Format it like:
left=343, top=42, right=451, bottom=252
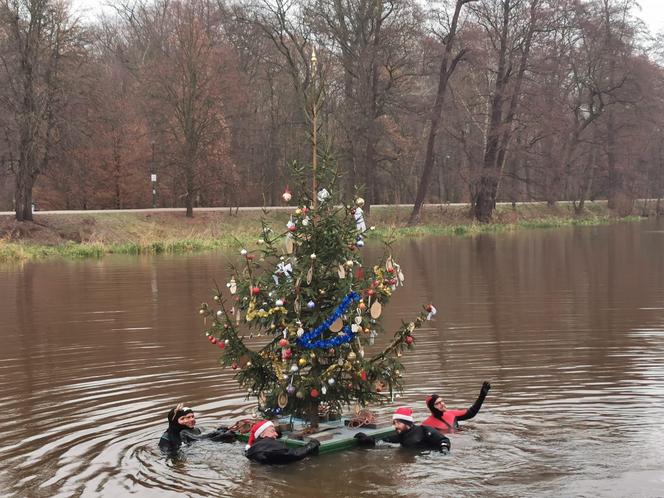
left=0, top=201, right=652, bottom=264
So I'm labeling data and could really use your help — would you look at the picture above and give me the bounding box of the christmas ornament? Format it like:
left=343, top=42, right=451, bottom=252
left=282, top=189, right=292, bottom=202
left=329, top=318, right=343, bottom=332
left=310, top=388, right=320, bottom=398
left=286, top=237, right=295, bottom=254
left=354, top=203, right=366, bottom=232
left=370, top=301, right=382, bottom=319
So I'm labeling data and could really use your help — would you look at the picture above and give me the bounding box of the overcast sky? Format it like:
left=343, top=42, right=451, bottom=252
left=70, top=0, right=664, bottom=34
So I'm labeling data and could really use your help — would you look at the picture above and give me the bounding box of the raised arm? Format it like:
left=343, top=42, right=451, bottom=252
left=456, top=381, right=491, bottom=421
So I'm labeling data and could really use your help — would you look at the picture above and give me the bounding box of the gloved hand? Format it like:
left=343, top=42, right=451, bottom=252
left=305, top=438, right=321, bottom=454
left=354, top=432, right=375, bottom=447
left=216, top=425, right=230, bottom=432
left=440, top=438, right=451, bottom=453
left=481, top=381, right=491, bottom=395
left=210, top=428, right=236, bottom=443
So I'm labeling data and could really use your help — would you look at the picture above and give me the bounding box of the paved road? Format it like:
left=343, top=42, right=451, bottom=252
left=0, top=201, right=577, bottom=217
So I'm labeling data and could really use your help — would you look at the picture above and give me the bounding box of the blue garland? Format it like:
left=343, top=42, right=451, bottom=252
left=297, top=291, right=361, bottom=349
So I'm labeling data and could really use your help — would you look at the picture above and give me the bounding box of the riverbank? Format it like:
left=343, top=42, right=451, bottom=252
left=0, top=201, right=650, bottom=263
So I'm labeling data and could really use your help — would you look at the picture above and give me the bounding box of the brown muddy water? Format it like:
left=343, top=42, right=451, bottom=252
left=2, top=220, right=664, bottom=497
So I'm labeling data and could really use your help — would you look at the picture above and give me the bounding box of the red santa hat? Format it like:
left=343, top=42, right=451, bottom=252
left=245, top=420, right=274, bottom=450
left=392, top=406, right=414, bottom=423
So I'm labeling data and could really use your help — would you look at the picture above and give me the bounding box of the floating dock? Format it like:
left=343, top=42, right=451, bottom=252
left=238, top=415, right=395, bottom=455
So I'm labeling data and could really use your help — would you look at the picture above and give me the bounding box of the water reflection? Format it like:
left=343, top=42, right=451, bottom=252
left=1, top=221, right=664, bottom=496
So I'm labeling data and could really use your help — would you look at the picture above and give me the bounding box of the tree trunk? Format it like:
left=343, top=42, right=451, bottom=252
left=408, top=0, right=471, bottom=226
left=473, top=0, right=510, bottom=222
left=15, top=165, right=35, bottom=222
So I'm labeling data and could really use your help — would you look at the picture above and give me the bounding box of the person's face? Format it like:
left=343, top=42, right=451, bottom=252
left=178, top=412, right=196, bottom=429
left=434, top=398, right=446, bottom=411
left=392, top=419, right=410, bottom=434
left=260, top=426, right=279, bottom=439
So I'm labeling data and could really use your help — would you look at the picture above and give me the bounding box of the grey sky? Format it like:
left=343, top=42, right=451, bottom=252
left=70, top=0, right=663, bottom=34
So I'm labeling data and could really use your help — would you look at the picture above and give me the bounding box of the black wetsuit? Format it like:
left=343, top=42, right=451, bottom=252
left=245, top=437, right=320, bottom=464
left=356, top=424, right=451, bottom=452
left=159, top=426, right=236, bottom=455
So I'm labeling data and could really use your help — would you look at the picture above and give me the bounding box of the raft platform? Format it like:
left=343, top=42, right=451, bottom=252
left=238, top=415, right=395, bottom=455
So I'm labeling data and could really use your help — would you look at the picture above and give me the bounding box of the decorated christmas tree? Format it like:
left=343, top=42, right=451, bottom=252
left=199, top=166, right=433, bottom=429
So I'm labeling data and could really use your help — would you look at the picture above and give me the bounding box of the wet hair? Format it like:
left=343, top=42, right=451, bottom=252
left=425, top=394, right=444, bottom=419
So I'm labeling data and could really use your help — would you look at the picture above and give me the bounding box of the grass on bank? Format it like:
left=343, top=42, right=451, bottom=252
left=0, top=201, right=650, bottom=264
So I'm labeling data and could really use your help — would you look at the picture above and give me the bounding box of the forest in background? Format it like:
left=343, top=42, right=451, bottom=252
left=1, top=0, right=664, bottom=223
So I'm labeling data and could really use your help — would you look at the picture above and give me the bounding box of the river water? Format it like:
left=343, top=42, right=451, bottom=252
left=1, top=220, right=664, bottom=497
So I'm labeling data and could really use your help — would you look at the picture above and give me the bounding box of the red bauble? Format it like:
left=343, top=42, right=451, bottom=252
left=367, top=289, right=376, bottom=297
left=360, top=371, right=367, bottom=381
left=278, top=338, right=289, bottom=347
left=251, top=286, right=261, bottom=295
left=218, top=341, right=225, bottom=349
left=210, top=337, right=217, bottom=344
left=283, top=349, right=292, bottom=359
left=405, top=336, right=414, bottom=345
left=231, top=361, right=238, bottom=369
left=310, top=388, right=319, bottom=398
left=288, top=225, right=297, bottom=232
left=425, top=304, right=433, bottom=312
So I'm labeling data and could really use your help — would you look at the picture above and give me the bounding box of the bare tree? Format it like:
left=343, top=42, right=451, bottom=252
left=0, top=0, right=86, bottom=220
left=408, top=0, right=476, bottom=225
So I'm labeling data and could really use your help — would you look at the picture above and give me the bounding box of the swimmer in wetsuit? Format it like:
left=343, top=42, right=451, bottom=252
left=158, top=403, right=236, bottom=456
left=422, top=381, right=491, bottom=432
left=354, top=406, right=451, bottom=452
left=244, top=420, right=320, bottom=464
